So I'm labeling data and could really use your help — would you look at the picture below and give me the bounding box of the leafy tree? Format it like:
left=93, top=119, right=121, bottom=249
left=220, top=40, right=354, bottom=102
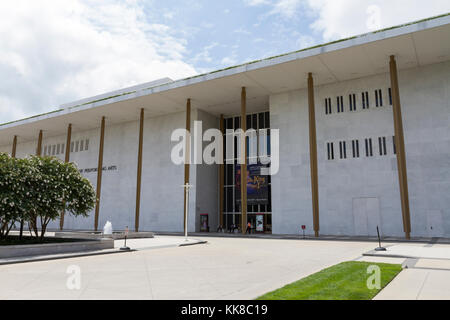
left=26, top=156, right=96, bottom=240
left=0, top=154, right=34, bottom=240
left=0, top=153, right=96, bottom=241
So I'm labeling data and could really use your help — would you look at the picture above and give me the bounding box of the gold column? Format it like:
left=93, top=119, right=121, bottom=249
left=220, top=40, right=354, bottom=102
left=219, top=114, right=224, bottom=228
left=240, top=87, right=247, bottom=234
left=94, top=117, right=105, bottom=231
left=60, top=124, right=72, bottom=230
left=36, top=130, right=43, bottom=156
left=389, top=55, right=411, bottom=239
left=11, top=136, right=17, bottom=158
left=184, top=99, right=191, bottom=233
left=308, top=73, right=320, bottom=237
left=135, top=109, right=145, bottom=232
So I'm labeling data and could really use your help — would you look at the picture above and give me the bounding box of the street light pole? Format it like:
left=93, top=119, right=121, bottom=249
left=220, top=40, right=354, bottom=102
left=183, top=183, right=193, bottom=242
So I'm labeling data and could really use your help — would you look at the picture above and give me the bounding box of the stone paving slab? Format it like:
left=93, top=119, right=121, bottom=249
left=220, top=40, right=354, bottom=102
left=374, top=267, right=450, bottom=300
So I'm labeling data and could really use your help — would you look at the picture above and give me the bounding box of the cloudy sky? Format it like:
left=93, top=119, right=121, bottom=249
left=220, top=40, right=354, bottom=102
left=1, top=0, right=450, bottom=123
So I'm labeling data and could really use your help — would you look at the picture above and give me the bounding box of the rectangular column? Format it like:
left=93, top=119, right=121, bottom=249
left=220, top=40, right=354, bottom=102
left=94, top=117, right=106, bottom=231
left=219, top=114, right=224, bottom=228
left=11, top=136, right=17, bottom=158
left=36, top=130, right=43, bottom=156
left=308, top=73, right=320, bottom=237
left=389, top=55, right=411, bottom=239
left=184, top=99, right=191, bottom=233
left=135, top=109, right=145, bottom=232
left=60, top=123, right=72, bottom=230
left=240, top=87, right=247, bottom=234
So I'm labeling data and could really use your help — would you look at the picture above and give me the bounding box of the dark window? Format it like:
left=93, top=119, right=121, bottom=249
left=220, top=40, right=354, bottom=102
left=389, top=88, right=393, bottom=105
left=258, top=113, right=265, bottom=129
left=337, top=96, right=344, bottom=113
left=339, top=141, right=347, bottom=159
left=349, top=94, right=356, bottom=111
left=393, top=136, right=397, bottom=154
left=61, top=144, right=65, bottom=154
left=365, top=138, right=373, bottom=157
left=234, top=117, right=240, bottom=130
left=362, top=92, right=369, bottom=109
left=325, top=98, right=332, bottom=115
left=352, top=140, right=360, bottom=158
left=265, top=112, right=270, bottom=128
left=375, top=89, right=383, bottom=107
left=85, top=139, right=89, bottom=151
left=70, top=142, right=74, bottom=153
left=378, top=137, right=387, bottom=156
left=225, top=118, right=233, bottom=130
left=327, top=142, right=334, bottom=160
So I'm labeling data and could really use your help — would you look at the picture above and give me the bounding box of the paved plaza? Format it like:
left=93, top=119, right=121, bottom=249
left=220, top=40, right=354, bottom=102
left=0, top=236, right=449, bottom=300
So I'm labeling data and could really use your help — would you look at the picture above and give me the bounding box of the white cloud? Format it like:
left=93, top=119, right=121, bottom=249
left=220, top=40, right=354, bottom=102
left=245, top=0, right=271, bottom=6
left=307, top=0, right=450, bottom=41
left=0, top=0, right=197, bottom=123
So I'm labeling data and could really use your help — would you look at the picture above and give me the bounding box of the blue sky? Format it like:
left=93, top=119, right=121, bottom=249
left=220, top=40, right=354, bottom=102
left=142, top=0, right=317, bottom=73
left=0, top=0, right=450, bottom=123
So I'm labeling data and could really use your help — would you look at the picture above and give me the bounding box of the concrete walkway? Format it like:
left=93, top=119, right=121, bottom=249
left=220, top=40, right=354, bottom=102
left=364, top=243, right=450, bottom=300
left=0, top=237, right=384, bottom=300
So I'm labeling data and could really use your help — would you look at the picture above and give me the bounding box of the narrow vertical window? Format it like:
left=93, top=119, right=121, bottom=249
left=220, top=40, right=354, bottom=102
left=389, top=88, right=393, bottom=105
left=325, top=98, right=332, bottom=115
left=393, top=136, right=396, bottom=154
left=327, top=142, right=334, bottom=160
left=52, top=145, right=56, bottom=156
left=44, top=146, right=47, bottom=156
left=61, top=144, right=65, bottom=155
left=75, top=141, right=79, bottom=153
left=57, top=144, right=60, bottom=155
left=339, top=141, right=347, bottom=159
left=378, top=137, right=387, bottom=155
left=71, top=141, right=74, bottom=153
left=352, top=140, right=360, bottom=158
left=375, top=89, right=383, bottom=107
left=349, top=94, right=356, bottom=111
left=80, top=140, right=84, bottom=152
left=337, top=96, right=344, bottom=113
left=362, top=91, right=369, bottom=109
left=365, top=138, right=373, bottom=157
left=85, top=139, right=89, bottom=151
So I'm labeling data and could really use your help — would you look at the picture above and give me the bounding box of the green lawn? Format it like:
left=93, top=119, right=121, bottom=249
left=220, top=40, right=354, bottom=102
left=257, top=261, right=402, bottom=300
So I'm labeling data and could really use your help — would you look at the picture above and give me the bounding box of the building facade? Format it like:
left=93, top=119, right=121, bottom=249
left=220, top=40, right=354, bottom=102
left=1, top=14, right=450, bottom=238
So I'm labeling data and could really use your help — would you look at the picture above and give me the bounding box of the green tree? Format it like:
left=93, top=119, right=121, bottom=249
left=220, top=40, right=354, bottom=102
left=0, top=153, right=34, bottom=240
left=26, top=156, right=96, bottom=240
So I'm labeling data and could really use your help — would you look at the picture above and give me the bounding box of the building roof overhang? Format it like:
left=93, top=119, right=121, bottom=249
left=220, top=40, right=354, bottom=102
left=1, top=13, right=450, bottom=146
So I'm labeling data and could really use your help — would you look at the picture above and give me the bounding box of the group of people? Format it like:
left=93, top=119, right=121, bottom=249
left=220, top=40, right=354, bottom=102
left=216, top=222, right=254, bottom=234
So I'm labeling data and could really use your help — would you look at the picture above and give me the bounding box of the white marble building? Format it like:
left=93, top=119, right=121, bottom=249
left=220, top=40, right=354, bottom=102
left=1, top=14, right=449, bottom=238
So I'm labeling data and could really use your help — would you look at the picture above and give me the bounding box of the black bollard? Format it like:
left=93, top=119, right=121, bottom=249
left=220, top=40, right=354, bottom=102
left=375, top=226, right=386, bottom=251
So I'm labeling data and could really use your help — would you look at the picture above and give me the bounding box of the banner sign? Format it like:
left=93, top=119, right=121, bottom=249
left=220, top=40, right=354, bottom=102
left=235, top=164, right=269, bottom=206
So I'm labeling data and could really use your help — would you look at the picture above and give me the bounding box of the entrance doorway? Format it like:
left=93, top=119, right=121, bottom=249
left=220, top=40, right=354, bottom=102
left=222, top=111, right=272, bottom=234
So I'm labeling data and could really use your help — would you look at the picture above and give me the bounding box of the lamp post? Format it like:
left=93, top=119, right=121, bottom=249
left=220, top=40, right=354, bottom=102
left=183, top=183, right=194, bottom=242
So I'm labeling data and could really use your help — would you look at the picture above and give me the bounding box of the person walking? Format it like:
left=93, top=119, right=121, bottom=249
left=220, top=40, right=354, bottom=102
left=246, top=221, right=252, bottom=234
